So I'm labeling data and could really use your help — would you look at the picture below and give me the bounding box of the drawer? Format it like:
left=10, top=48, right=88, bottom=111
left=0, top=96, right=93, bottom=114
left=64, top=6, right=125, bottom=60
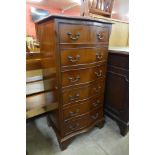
left=61, top=47, right=108, bottom=67
left=62, top=79, right=105, bottom=105
left=59, top=24, right=109, bottom=43
left=63, top=96, right=103, bottom=121
left=63, top=108, right=103, bottom=135
left=89, top=108, right=104, bottom=124
left=62, top=65, right=106, bottom=87
left=108, top=52, right=129, bottom=70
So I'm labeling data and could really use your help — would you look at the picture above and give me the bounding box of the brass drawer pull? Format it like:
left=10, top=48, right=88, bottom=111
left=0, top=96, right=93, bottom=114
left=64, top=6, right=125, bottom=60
left=96, top=53, right=103, bottom=60
left=91, top=113, right=99, bottom=120
left=92, top=100, right=100, bottom=107
left=68, top=75, right=80, bottom=83
left=68, top=123, right=79, bottom=131
left=97, top=33, right=104, bottom=40
left=93, top=86, right=101, bottom=93
left=69, top=93, right=80, bottom=101
left=67, top=32, right=80, bottom=40
left=69, top=109, right=80, bottom=117
left=95, top=70, right=103, bottom=77
left=68, top=55, right=80, bottom=63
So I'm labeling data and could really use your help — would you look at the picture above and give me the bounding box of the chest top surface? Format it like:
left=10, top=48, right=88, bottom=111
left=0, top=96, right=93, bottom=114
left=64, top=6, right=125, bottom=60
left=35, top=14, right=113, bottom=25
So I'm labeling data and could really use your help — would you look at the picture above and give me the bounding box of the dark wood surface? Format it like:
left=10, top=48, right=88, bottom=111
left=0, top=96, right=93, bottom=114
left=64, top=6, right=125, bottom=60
left=36, top=16, right=112, bottom=150
left=104, top=50, right=129, bottom=136
left=35, top=14, right=114, bottom=24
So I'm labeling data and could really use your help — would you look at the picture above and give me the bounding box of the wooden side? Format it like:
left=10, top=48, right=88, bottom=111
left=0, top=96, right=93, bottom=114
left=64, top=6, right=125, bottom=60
left=36, top=20, right=60, bottom=130
left=109, top=21, right=129, bottom=47
left=104, top=51, right=129, bottom=135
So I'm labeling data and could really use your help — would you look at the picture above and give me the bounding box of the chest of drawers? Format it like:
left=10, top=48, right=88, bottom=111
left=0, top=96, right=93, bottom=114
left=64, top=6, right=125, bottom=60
left=35, top=15, right=112, bottom=150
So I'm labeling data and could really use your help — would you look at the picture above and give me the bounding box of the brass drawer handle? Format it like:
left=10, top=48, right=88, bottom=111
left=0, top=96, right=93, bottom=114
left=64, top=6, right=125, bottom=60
left=93, top=86, right=101, bottom=93
left=91, top=113, right=99, bottom=120
left=68, top=75, right=80, bottom=83
left=69, top=93, right=80, bottom=101
left=97, top=33, right=104, bottom=40
left=96, top=53, right=103, bottom=60
left=92, top=100, right=100, bottom=107
left=67, top=32, right=80, bottom=40
left=68, top=55, right=80, bottom=63
left=95, top=70, right=103, bottom=77
left=68, top=123, right=79, bottom=131
left=69, top=109, right=80, bottom=117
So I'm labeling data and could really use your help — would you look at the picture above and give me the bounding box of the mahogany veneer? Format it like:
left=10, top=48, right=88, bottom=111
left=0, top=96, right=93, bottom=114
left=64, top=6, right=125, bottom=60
left=35, top=15, right=112, bottom=150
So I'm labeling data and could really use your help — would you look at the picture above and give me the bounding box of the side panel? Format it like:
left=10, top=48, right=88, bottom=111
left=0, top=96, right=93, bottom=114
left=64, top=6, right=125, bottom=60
left=36, top=21, right=60, bottom=131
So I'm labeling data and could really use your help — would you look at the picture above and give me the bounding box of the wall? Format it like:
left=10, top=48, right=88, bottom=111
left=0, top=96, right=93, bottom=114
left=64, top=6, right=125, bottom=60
left=111, top=0, right=129, bottom=22
left=109, top=0, right=129, bottom=47
left=26, top=3, right=61, bottom=38
left=109, top=21, right=129, bottom=47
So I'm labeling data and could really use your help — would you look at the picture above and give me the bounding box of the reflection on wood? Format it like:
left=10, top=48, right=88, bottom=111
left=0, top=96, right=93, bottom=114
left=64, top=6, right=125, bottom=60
left=26, top=78, right=56, bottom=96
left=26, top=69, right=43, bottom=83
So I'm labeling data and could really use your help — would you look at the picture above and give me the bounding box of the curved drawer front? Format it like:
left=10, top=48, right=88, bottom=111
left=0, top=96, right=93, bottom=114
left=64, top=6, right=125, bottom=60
left=59, top=24, right=109, bottom=44
left=63, top=95, right=103, bottom=121
left=61, top=48, right=108, bottom=67
left=62, top=65, right=106, bottom=87
left=63, top=108, right=103, bottom=135
left=62, top=79, right=105, bottom=105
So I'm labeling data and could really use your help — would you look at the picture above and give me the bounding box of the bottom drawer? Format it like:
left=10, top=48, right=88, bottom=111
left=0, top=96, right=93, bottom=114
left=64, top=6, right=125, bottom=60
left=63, top=95, right=103, bottom=120
left=63, top=108, right=103, bottom=135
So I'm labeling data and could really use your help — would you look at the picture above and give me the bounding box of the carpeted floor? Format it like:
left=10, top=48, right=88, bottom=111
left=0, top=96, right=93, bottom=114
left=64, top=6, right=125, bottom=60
left=26, top=116, right=129, bottom=155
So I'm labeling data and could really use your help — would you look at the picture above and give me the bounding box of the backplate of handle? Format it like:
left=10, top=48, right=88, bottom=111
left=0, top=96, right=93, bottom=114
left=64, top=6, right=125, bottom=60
left=69, top=109, right=80, bottom=117
left=92, top=100, right=100, bottom=107
left=68, top=75, right=80, bottom=83
left=91, top=113, right=99, bottom=120
left=96, top=53, right=103, bottom=60
left=68, top=123, right=79, bottom=130
left=69, top=93, right=80, bottom=101
left=97, top=33, right=104, bottom=40
left=68, top=55, right=80, bottom=63
left=93, top=86, right=102, bottom=93
left=67, top=32, right=80, bottom=40
left=95, top=70, right=103, bottom=77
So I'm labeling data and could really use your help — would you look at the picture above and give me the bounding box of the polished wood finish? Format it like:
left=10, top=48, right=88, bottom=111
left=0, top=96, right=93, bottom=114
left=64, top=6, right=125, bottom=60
left=59, top=23, right=110, bottom=44
left=104, top=50, right=129, bottom=136
left=62, top=79, right=105, bottom=106
left=36, top=15, right=112, bottom=150
left=60, top=47, right=108, bottom=68
left=63, top=95, right=103, bottom=120
left=61, top=65, right=106, bottom=88
left=63, top=108, right=103, bottom=135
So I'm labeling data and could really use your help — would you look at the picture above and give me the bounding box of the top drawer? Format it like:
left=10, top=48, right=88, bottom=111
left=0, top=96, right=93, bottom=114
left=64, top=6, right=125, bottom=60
left=59, top=24, right=110, bottom=44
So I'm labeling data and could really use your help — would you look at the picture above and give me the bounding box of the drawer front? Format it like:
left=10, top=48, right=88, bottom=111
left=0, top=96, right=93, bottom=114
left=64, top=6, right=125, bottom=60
left=88, top=108, right=103, bottom=125
left=63, top=96, right=103, bottom=120
left=62, top=65, right=106, bottom=87
left=61, top=48, right=108, bottom=67
left=59, top=24, right=109, bottom=43
left=63, top=108, right=103, bottom=135
left=62, top=79, right=105, bottom=105
left=108, top=52, right=129, bottom=70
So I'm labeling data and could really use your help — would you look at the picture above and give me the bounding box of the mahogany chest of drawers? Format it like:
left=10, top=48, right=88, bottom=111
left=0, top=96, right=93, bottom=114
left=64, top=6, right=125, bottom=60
left=35, top=15, right=112, bottom=150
